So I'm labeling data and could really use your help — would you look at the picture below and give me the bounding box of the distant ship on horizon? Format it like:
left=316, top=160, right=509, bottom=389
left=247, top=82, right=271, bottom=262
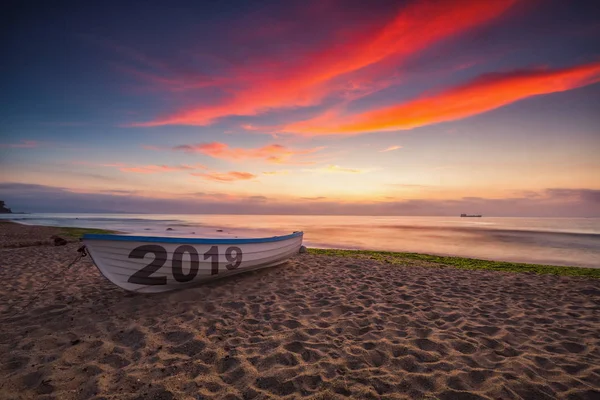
left=460, top=213, right=482, bottom=217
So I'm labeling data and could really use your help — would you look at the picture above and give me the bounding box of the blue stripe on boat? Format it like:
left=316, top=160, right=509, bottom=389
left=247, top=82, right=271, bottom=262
left=82, top=231, right=303, bottom=244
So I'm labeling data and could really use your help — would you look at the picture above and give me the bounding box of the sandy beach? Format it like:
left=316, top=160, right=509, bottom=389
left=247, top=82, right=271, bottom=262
left=1, top=222, right=599, bottom=399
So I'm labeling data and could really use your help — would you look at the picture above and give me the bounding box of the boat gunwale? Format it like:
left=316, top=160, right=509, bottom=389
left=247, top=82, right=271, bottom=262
left=86, top=238, right=302, bottom=260
left=82, top=231, right=303, bottom=244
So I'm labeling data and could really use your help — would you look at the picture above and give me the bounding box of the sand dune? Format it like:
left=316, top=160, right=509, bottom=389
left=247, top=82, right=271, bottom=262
left=0, top=225, right=599, bottom=399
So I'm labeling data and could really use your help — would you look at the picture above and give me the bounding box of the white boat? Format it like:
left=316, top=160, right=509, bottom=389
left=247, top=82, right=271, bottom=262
left=82, top=231, right=304, bottom=293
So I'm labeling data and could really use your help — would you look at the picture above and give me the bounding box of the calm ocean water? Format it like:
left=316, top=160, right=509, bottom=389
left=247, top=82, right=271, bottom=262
left=2, top=214, right=599, bottom=268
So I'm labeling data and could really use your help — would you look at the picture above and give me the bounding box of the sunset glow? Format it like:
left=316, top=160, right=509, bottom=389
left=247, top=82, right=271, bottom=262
left=284, top=62, right=600, bottom=135
left=132, top=0, right=517, bottom=127
left=1, top=0, right=599, bottom=216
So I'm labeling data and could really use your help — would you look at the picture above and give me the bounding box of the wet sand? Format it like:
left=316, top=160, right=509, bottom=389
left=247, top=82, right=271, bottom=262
left=0, top=222, right=599, bottom=399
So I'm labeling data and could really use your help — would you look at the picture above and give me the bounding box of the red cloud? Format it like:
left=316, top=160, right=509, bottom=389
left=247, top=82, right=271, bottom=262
left=284, top=61, right=600, bottom=135
left=191, top=171, right=257, bottom=182
left=174, top=142, right=323, bottom=164
left=131, top=0, right=517, bottom=127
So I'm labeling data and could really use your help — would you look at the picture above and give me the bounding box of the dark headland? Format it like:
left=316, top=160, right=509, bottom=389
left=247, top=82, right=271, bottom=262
left=0, top=200, right=12, bottom=214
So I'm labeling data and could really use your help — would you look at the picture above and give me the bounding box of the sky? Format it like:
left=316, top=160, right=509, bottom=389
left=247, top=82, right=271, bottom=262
left=1, top=0, right=599, bottom=216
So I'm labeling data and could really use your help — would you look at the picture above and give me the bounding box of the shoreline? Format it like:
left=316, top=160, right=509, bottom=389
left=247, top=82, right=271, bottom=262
left=2, top=214, right=599, bottom=269
left=309, top=249, right=600, bottom=279
left=1, top=220, right=598, bottom=278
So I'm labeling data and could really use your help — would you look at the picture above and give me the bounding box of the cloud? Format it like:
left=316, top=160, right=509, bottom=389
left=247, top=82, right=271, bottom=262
left=97, top=163, right=207, bottom=174
left=262, top=170, right=289, bottom=176
left=247, top=195, right=268, bottom=203
left=388, top=183, right=431, bottom=188
left=545, top=188, right=600, bottom=203
left=380, top=145, right=402, bottom=152
left=119, top=164, right=206, bottom=174
left=173, top=142, right=324, bottom=165
left=39, top=122, right=88, bottom=127
left=99, top=162, right=128, bottom=167
left=301, top=196, right=327, bottom=201
left=305, top=164, right=373, bottom=174
left=0, top=140, right=40, bottom=149
left=430, top=165, right=459, bottom=171
left=191, top=171, right=257, bottom=182
left=129, top=1, right=517, bottom=127
left=91, top=160, right=255, bottom=182
left=2, top=183, right=599, bottom=217
left=283, top=61, right=600, bottom=135
left=99, top=189, right=141, bottom=195
left=241, top=124, right=261, bottom=131
left=516, top=190, right=543, bottom=199
left=141, top=145, right=163, bottom=151
left=112, top=63, right=224, bottom=92
left=83, top=35, right=227, bottom=93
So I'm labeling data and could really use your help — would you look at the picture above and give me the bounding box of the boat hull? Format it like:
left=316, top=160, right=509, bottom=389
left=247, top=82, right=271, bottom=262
left=82, top=232, right=303, bottom=293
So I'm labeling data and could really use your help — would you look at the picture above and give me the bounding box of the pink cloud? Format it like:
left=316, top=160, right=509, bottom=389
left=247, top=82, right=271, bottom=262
left=99, top=162, right=207, bottom=174
left=191, top=171, right=257, bottom=182
left=380, top=145, right=402, bottom=152
left=173, top=142, right=324, bottom=165
left=262, top=170, right=289, bottom=176
left=240, top=124, right=261, bottom=131
left=304, top=164, right=375, bottom=174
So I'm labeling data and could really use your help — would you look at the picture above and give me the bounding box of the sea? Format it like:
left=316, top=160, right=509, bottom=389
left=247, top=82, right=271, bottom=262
left=1, top=214, right=599, bottom=268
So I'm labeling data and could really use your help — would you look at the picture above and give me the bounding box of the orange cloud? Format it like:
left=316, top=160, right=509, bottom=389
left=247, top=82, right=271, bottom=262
left=380, top=145, right=402, bottom=152
left=285, top=61, right=600, bottom=135
left=132, top=0, right=517, bottom=127
left=191, top=171, right=257, bottom=182
left=174, top=142, right=324, bottom=164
